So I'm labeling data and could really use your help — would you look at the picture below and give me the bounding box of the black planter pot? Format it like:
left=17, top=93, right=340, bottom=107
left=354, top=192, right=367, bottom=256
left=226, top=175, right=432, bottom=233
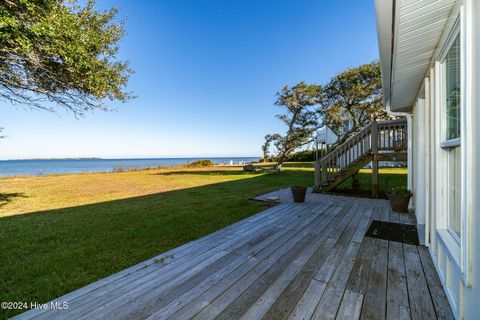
left=291, top=186, right=307, bottom=203
left=389, top=194, right=410, bottom=212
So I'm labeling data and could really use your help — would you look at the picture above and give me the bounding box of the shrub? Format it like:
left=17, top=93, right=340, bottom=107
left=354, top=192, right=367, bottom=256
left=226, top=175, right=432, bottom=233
left=390, top=186, right=412, bottom=197
left=286, top=150, right=316, bottom=162
left=186, top=160, right=213, bottom=168
left=266, top=149, right=325, bottom=163
left=112, top=166, right=126, bottom=172
left=243, top=164, right=255, bottom=172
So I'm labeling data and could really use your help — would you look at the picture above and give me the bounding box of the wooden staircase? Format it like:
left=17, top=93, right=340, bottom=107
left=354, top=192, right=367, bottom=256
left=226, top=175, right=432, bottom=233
left=314, top=119, right=408, bottom=197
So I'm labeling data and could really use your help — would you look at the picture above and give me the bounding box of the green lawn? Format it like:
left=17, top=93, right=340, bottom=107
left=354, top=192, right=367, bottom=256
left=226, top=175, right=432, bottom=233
left=0, top=166, right=312, bottom=318
left=335, top=167, right=408, bottom=197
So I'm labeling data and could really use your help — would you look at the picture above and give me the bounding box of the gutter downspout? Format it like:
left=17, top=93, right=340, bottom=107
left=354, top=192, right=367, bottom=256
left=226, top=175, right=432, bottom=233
left=385, top=103, right=412, bottom=190
left=382, top=0, right=413, bottom=191
left=385, top=102, right=413, bottom=200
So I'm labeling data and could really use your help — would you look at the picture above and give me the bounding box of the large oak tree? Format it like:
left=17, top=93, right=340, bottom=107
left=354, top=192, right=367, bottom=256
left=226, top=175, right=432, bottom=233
left=270, top=82, right=319, bottom=168
left=0, top=0, right=133, bottom=116
left=317, top=61, right=391, bottom=146
left=263, top=62, right=390, bottom=165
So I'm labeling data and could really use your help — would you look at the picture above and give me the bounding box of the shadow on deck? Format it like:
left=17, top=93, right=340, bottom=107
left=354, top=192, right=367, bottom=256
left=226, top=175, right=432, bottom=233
left=14, top=193, right=453, bottom=320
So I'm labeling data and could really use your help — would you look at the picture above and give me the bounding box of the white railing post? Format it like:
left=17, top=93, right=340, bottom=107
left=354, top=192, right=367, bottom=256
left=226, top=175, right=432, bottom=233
left=314, top=160, right=321, bottom=191
left=371, top=120, right=379, bottom=198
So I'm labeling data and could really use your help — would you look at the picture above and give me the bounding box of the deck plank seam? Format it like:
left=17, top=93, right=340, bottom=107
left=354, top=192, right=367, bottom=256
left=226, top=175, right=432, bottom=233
left=16, top=202, right=300, bottom=319
left=169, top=205, right=342, bottom=316
left=145, top=203, right=334, bottom=319
left=218, top=205, right=347, bottom=319
left=33, top=202, right=312, bottom=316
left=315, top=205, right=375, bottom=320
left=262, top=204, right=363, bottom=319
left=292, top=205, right=366, bottom=317
left=74, top=203, right=330, bottom=320
left=210, top=204, right=351, bottom=320
left=246, top=204, right=358, bottom=320
left=413, top=244, right=441, bottom=319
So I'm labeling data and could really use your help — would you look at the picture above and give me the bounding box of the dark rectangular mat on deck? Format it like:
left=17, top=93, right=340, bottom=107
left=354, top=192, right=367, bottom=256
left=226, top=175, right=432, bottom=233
left=365, top=220, right=419, bottom=245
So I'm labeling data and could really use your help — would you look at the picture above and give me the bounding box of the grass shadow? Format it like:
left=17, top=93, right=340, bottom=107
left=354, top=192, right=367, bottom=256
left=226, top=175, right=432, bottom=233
left=0, top=192, right=27, bottom=208
left=151, top=168, right=303, bottom=176
left=332, top=168, right=407, bottom=198
left=152, top=169, right=252, bottom=176
left=0, top=168, right=312, bottom=318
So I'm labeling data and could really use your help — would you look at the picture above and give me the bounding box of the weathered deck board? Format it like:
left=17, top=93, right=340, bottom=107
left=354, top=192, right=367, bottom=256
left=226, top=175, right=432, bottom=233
left=404, top=244, right=437, bottom=320
left=150, top=204, right=332, bottom=320
left=288, top=279, right=327, bottom=320
left=22, top=202, right=300, bottom=319
left=215, top=205, right=353, bottom=320
left=389, top=208, right=401, bottom=223
left=399, top=212, right=412, bottom=224
left=311, top=241, right=362, bottom=320
left=360, top=239, right=388, bottom=320
left=14, top=194, right=454, bottom=320
left=386, top=241, right=410, bottom=320
left=379, top=206, right=390, bottom=222
left=87, top=203, right=331, bottom=320
left=336, top=289, right=363, bottom=320
left=260, top=205, right=366, bottom=319
left=191, top=205, right=346, bottom=320
left=417, top=246, right=456, bottom=320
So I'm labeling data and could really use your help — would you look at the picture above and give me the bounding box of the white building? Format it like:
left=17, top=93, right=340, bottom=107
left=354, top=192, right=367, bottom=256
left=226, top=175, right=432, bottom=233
left=374, top=0, right=480, bottom=318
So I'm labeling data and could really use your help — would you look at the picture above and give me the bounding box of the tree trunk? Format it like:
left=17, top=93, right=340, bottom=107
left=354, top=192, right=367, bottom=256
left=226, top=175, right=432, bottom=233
left=276, top=153, right=286, bottom=170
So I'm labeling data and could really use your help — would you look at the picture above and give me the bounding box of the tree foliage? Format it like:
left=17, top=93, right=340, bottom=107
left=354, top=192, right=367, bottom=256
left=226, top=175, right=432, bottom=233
left=317, top=62, right=390, bottom=145
left=263, top=62, right=389, bottom=163
left=261, top=134, right=279, bottom=163
left=0, top=0, right=133, bottom=115
left=263, top=149, right=325, bottom=163
left=270, top=82, right=320, bottom=168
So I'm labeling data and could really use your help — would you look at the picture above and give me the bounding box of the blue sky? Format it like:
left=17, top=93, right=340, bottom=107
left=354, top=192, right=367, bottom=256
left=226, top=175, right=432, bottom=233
left=0, top=0, right=379, bottom=159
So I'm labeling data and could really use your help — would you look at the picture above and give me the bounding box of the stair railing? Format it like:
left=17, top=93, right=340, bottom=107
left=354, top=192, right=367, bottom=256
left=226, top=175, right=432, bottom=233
left=314, top=119, right=407, bottom=189
left=377, top=119, right=408, bottom=150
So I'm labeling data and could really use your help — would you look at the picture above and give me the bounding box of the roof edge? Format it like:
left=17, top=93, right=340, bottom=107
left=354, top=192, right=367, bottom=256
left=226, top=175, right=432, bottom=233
left=374, top=0, right=394, bottom=110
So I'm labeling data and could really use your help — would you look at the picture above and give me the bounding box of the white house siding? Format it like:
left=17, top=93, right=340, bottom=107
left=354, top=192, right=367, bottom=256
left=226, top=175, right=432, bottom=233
left=416, top=64, right=463, bottom=318
left=463, top=0, right=480, bottom=318
left=408, top=1, right=479, bottom=318
left=412, top=91, right=427, bottom=227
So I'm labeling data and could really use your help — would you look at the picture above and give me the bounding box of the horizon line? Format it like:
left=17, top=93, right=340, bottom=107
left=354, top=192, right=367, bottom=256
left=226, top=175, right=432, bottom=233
left=0, top=156, right=262, bottom=161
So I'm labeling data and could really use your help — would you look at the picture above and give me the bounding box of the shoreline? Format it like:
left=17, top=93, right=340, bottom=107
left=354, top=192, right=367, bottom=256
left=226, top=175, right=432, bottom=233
left=0, top=157, right=259, bottom=178
left=1, top=156, right=260, bottom=161
left=0, top=163, right=252, bottom=179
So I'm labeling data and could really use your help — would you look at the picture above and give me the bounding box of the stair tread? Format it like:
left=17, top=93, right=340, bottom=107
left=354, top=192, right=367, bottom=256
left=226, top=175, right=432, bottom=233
left=319, top=119, right=408, bottom=192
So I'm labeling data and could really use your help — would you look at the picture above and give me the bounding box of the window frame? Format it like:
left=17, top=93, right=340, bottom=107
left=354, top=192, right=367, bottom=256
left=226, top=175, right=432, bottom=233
left=433, top=1, right=472, bottom=288
left=438, top=19, right=462, bottom=243
left=439, top=21, right=461, bottom=149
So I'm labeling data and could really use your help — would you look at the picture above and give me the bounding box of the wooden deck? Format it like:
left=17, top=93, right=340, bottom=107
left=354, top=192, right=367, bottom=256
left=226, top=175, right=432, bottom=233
left=15, top=194, right=454, bottom=320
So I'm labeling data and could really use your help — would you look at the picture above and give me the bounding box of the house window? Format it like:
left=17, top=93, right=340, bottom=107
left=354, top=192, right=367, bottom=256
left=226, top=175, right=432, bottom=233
left=445, top=34, right=461, bottom=141
left=441, top=31, right=461, bottom=239
left=447, top=146, right=461, bottom=236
